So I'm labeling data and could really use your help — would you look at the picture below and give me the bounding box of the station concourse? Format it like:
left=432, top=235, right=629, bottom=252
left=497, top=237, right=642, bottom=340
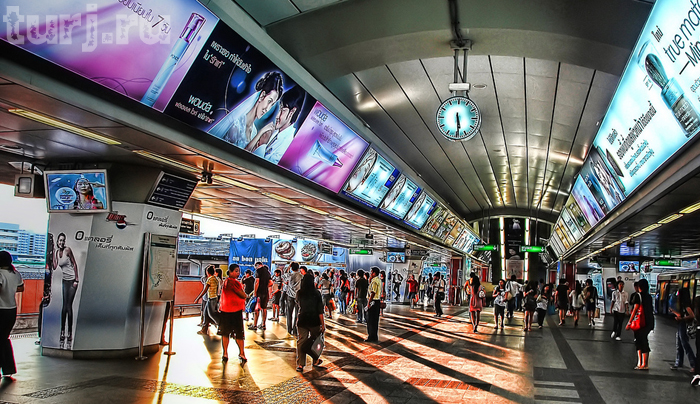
left=0, top=0, right=700, bottom=403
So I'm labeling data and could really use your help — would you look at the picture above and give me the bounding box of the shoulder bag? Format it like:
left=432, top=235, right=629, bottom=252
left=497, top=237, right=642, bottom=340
left=629, top=306, right=646, bottom=331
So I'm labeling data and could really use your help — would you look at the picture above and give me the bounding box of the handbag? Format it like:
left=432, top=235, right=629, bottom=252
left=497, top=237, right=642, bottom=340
left=478, top=287, right=485, bottom=299
left=688, top=318, right=698, bottom=339
left=245, top=296, right=257, bottom=314
left=629, top=307, right=646, bottom=331
left=594, top=307, right=601, bottom=318
left=380, top=301, right=387, bottom=309
left=310, top=333, right=325, bottom=358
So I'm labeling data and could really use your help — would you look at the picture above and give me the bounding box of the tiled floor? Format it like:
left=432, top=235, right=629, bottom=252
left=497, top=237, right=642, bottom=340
left=0, top=304, right=696, bottom=403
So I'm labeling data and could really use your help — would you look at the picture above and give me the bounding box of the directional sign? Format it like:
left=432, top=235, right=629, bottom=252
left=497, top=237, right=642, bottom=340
left=654, top=259, right=681, bottom=267
left=473, top=244, right=497, bottom=251
left=520, top=245, right=545, bottom=253
left=349, top=248, right=373, bottom=255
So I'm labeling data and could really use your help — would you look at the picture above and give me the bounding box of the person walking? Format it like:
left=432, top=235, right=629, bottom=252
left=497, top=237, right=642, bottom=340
left=338, top=271, right=349, bottom=314
left=610, top=280, right=629, bottom=340
left=554, top=279, right=569, bottom=326
left=536, top=284, right=551, bottom=329
left=626, top=279, right=654, bottom=370
left=505, top=275, right=521, bottom=319
left=241, top=270, right=255, bottom=322
left=195, top=266, right=219, bottom=335
left=365, top=267, right=382, bottom=342
left=406, top=275, right=419, bottom=309
left=347, top=272, right=356, bottom=311
left=295, top=274, right=325, bottom=372
left=583, top=279, right=598, bottom=327
left=468, top=274, right=485, bottom=333
left=670, top=283, right=696, bottom=372
left=218, top=265, right=247, bottom=364
left=0, top=251, right=23, bottom=379
left=523, top=281, right=538, bottom=331
left=286, top=262, right=303, bottom=336
left=355, top=269, right=368, bottom=324
left=492, top=279, right=508, bottom=330
left=433, top=272, right=446, bottom=318
left=251, top=265, right=272, bottom=331
left=320, top=273, right=333, bottom=318
left=569, top=281, right=584, bottom=326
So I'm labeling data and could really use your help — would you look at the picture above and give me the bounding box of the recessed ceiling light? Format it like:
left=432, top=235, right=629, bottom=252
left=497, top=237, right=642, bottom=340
left=641, top=223, right=661, bottom=232
left=472, top=84, right=487, bottom=89
left=680, top=201, right=700, bottom=214
left=9, top=108, right=121, bottom=145
left=658, top=213, right=683, bottom=224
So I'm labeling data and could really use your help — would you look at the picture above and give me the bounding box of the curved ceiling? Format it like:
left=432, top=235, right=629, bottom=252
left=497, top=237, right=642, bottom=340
left=235, top=0, right=653, bottom=223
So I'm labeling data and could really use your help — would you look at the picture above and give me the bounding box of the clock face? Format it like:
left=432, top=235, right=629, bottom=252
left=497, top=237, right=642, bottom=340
left=436, top=96, right=481, bottom=141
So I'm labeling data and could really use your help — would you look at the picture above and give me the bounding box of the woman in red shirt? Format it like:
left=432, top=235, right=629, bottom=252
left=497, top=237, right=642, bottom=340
left=218, top=264, right=248, bottom=364
left=406, top=275, right=419, bottom=309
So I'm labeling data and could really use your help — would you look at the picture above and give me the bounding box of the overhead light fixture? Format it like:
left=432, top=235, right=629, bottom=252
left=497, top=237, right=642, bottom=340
left=629, top=230, right=646, bottom=238
left=658, top=213, right=683, bottom=224
left=260, top=191, right=299, bottom=205
left=9, top=108, right=121, bottom=145
left=299, top=205, right=329, bottom=216
left=133, top=150, right=200, bottom=173
left=641, top=223, right=662, bottom=232
left=353, top=223, right=370, bottom=229
left=212, top=175, right=259, bottom=191
left=680, top=201, right=700, bottom=214
left=331, top=215, right=353, bottom=224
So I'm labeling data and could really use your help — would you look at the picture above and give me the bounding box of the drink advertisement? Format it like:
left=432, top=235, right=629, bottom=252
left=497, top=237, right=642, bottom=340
left=378, top=174, right=421, bottom=220
left=44, top=170, right=110, bottom=213
left=504, top=218, right=524, bottom=261
left=1, top=0, right=218, bottom=111
left=277, top=102, right=369, bottom=192
left=341, top=147, right=399, bottom=207
left=404, top=192, right=437, bottom=230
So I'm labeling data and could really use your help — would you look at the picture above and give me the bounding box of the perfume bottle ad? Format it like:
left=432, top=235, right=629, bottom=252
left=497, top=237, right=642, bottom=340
left=0, top=0, right=218, bottom=111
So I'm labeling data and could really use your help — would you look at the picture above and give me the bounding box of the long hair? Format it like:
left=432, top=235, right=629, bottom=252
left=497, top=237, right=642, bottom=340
left=0, top=251, right=16, bottom=272
left=471, top=274, right=481, bottom=289
left=297, top=273, right=317, bottom=298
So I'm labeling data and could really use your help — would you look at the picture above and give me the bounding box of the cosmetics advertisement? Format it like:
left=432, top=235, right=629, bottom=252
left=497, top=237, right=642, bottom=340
left=504, top=218, right=524, bottom=261
left=340, top=147, right=399, bottom=206
left=587, top=0, right=700, bottom=198
left=1, top=0, right=217, bottom=111
left=560, top=207, right=583, bottom=241
left=404, top=192, right=437, bottom=230
left=277, top=102, right=369, bottom=192
left=163, top=21, right=314, bottom=153
left=452, top=229, right=470, bottom=251
left=571, top=176, right=604, bottom=228
left=378, top=174, right=421, bottom=220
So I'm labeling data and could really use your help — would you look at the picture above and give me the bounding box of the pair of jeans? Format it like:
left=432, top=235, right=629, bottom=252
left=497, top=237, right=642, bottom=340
left=286, top=295, right=299, bottom=334
left=366, top=300, right=381, bottom=340
left=339, top=292, right=347, bottom=313
left=356, top=297, right=367, bottom=323
left=675, top=321, right=696, bottom=368
left=296, top=325, right=322, bottom=367
left=0, top=308, right=17, bottom=376
left=435, top=295, right=443, bottom=316
left=204, top=297, right=219, bottom=327
left=507, top=298, right=515, bottom=318
left=612, top=311, right=625, bottom=337
left=280, top=291, right=288, bottom=315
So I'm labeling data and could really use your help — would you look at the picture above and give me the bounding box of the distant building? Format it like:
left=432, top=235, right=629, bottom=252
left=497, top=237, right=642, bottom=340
left=0, top=222, right=46, bottom=262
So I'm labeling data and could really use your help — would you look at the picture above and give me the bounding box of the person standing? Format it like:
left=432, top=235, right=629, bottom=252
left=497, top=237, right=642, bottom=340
left=286, top=262, right=303, bottom=336
left=0, top=251, right=23, bottom=379
left=492, top=279, right=508, bottom=330
left=251, top=265, right=272, bottom=331
left=554, top=279, right=569, bottom=326
left=610, top=280, right=629, bottom=340
left=347, top=273, right=356, bottom=311
left=241, top=270, right=255, bottom=322
left=391, top=269, right=404, bottom=302
left=670, top=283, right=696, bottom=371
left=270, top=269, right=283, bottom=322
left=583, top=279, right=598, bottom=327
left=433, top=273, right=446, bottom=318
left=506, top=275, right=521, bottom=319
left=355, top=270, right=368, bottom=324
left=523, top=281, right=538, bottom=332
left=569, top=281, right=584, bottom=326
left=406, top=275, right=419, bottom=309
left=365, top=267, right=382, bottom=342
left=218, top=265, right=247, bottom=364
left=195, top=266, right=219, bottom=335
left=419, top=276, right=426, bottom=303
left=338, top=271, right=349, bottom=314
left=627, top=279, right=654, bottom=370
left=295, top=274, right=325, bottom=372
left=468, top=274, right=485, bottom=333
left=536, top=285, right=550, bottom=329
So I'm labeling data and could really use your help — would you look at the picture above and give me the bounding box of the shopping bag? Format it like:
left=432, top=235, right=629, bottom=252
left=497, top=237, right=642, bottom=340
left=533, top=311, right=539, bottom=324
left=629, top=307, right=645, bottom=331
left=310, top=333, right=325, bottom=358
left=245, top=297, right=257, bottom=314
left=594, top=307, right=601, bottom=319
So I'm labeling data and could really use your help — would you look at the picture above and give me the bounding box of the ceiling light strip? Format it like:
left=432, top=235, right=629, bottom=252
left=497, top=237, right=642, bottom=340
left=260, top=192, right=299, bottom=205
left=641, top=223, right=661, bottom=232
left=9, top=108, right=121, bottom=145
left=299, top=205, right=329, bottom=216
left=132, top=150, right=200, bottom=173
left=658, top=213, right=683, bottom=224
left=212, top=175, right=259, bottom=191
left=680, top=201, right=700, bottom=214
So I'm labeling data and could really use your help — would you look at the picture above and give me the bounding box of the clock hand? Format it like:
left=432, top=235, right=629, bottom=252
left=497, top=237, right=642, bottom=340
left=456, top=113, right=461, bottom=131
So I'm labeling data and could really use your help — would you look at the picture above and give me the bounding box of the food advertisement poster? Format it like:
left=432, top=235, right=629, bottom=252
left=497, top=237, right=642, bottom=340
left=404, top=192, right=437, bottom=230
left=229, top=238, right=271, bottom=274
left=378, top=174, right=421, bottom=220
left=271, top=239, right=322, bottom=263
left=277, top=102, right=369, bottom=192
left=1, top=0, right=218, bottom=111
left=341, top=147, right=399, bottom=207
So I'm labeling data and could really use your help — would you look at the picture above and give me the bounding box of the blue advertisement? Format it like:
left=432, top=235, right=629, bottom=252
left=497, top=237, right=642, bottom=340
left=229, top=238, right=272, bottom=274
left=319, top=247, right=347, bottom=265
left=44, top=170, right=110, bottom=213
left=342, top=148, right=399, bottom=207
left=378, top=174, right=421, bottom=220
left=404, top=192, right=437, bottom=230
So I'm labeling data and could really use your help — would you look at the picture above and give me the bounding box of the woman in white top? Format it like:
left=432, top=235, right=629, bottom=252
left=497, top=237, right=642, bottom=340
left=0, top=251, right=24, bottom=379
left=52, top=232, right=79, bottom=349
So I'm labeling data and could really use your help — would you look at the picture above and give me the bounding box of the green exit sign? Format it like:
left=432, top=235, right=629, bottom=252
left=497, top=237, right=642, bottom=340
left=654, top=259, right=680, bottom=266
left=473, top=244, right=497, bottom=251
left=350, top=248, right=373, bottom=255
left=520, top=245, right=544, bottom=253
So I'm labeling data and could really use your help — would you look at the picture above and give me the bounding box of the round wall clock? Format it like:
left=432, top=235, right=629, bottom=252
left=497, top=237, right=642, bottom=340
left=436, top=96, right=481, bottom=141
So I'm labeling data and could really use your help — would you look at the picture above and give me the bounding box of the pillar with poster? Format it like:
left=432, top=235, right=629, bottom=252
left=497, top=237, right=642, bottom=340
left=504, top=218, right=524, bottom=280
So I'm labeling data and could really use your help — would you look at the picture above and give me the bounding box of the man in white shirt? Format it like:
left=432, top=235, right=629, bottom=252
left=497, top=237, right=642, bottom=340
left=610, top=280, right=629, bottom=340
left=506, top=275, right=522, bottom=319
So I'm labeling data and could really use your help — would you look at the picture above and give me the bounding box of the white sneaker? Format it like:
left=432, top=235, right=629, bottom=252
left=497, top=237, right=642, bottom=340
left=615, top=337, right=621, bottom=341
left=691, top=374, right=700, bottom=386
left=611, top=332, right=615, bottom=338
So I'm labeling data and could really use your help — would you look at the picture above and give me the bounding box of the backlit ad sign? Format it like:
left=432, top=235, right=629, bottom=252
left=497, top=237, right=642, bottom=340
left=404, top=192, right=437, bottom=230
left=378, top=174, right=421, bottom=220
left=341, top=148, right=399, bottom=207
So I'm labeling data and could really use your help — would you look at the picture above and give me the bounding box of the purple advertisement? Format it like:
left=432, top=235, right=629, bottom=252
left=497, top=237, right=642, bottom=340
left=277, top=102, right=369, bottom=193
left=1, top=1, right=218, bottom=111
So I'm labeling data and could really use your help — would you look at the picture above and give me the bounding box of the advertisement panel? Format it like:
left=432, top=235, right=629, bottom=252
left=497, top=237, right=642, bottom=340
left=378, top=174, right=421, bottom=220
left=341, top=148, right=399, bottom=207
left=44, top=170, right=110, bottom=213
left=229, top=238, right=271, bottom=274
left=1, top=1, right=218, bottom=111
left=404, top=192, right=437, bottom=229
left=435, top=214, right=458, bottom=241
left=422, top=204, right=447, bottom=236
left=270, top=239, right=322, bottom=263
left=571, top=176, right=604, bottom=228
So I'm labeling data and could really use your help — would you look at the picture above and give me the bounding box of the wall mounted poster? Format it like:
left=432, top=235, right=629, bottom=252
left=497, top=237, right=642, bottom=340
left=1, top=1, right=218, bottom=111
left=229, top=238, right=271, bottom=274
left=341, top=148, right=399, bottom=207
